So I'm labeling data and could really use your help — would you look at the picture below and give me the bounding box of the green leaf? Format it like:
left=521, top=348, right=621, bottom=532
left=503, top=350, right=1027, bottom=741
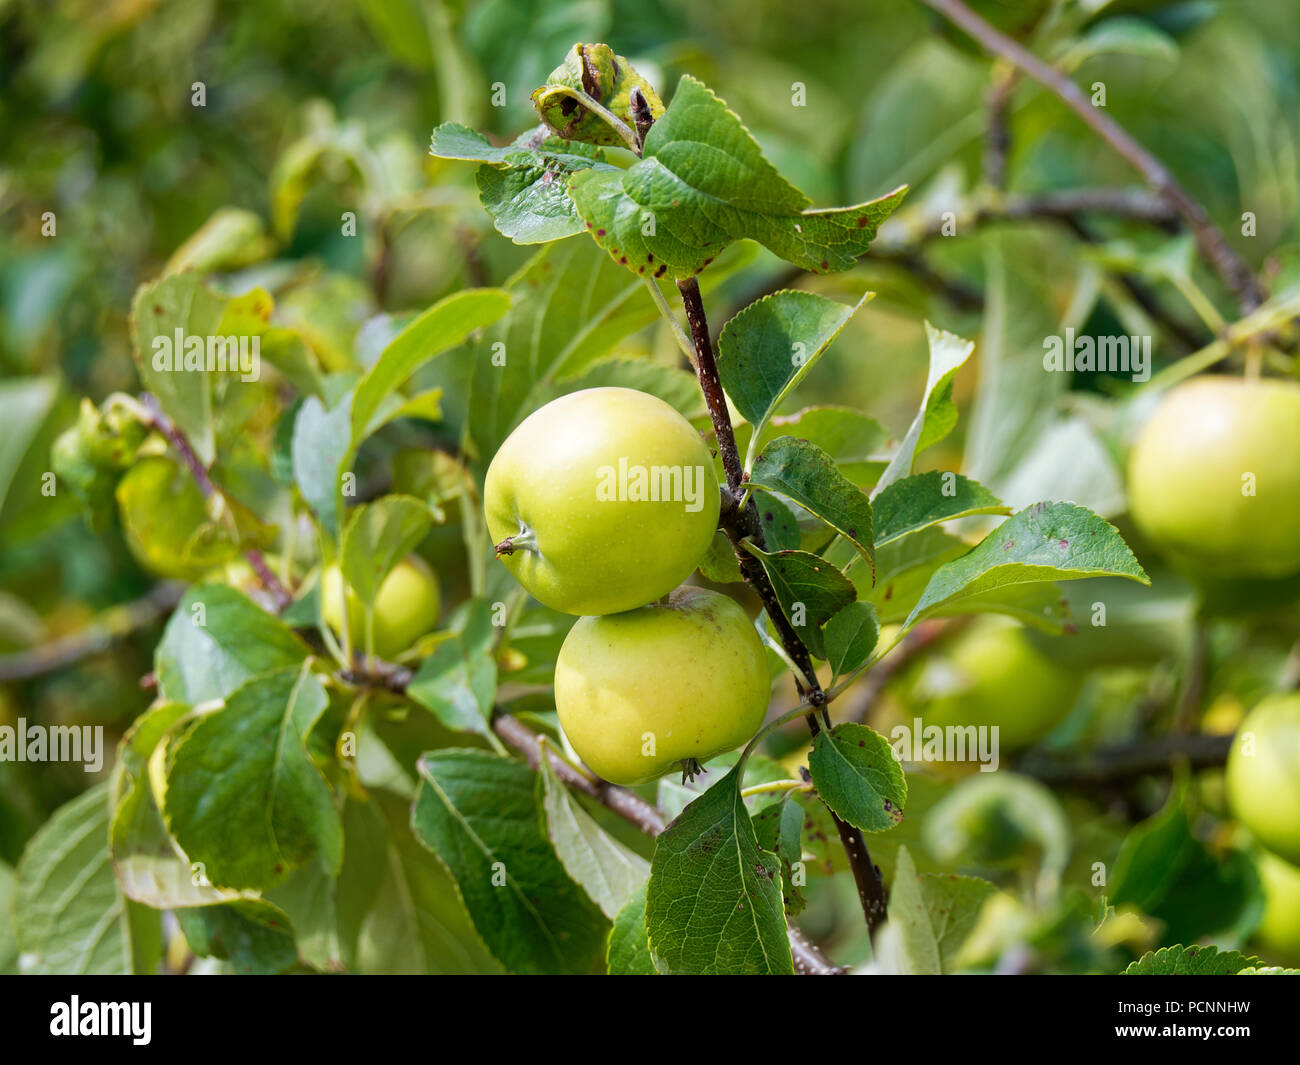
left=754, top=494, right=803, bottom=552
left=536, top=357, right=707, bottom=420
left=823, top=602, right=880, bottom=680
left=531, top=43, right=664, bottom=146
left=1124, top=945, right=1264, bottom=976
left=340, top=495, right=436, bottom=605
left=115, top=455, right=244, bottom=579
left=904, top=502, right=1149, bottom=630
left=352, top=288, right=511, bottom=441
left=292, top=391, right=354, bottom=538
left=606, top=883, right=657, bottom=974
left=741, top=543, right=856, bottom=659
left=863, top=527, right=968, bottom=623
left=163, top=206, right=276, bottom=275
left=808, top=723, right=905, bottom=833
left=645, top=765, right=792, bottom=975
left=539, top=751, right=650, bottom=920
left=16, top=784, right=161, bottom=974
left=716, top=291, right=869, bottom=445
left=0, top=375, right=57, bottom=515
left=176, top=899, right=298, bottom=974
left=155, top=583, right=309, bottom=706
left=749, top=436, right=874, bottom=569
left=466, top=239, right=648, bottom=458
left=752, top=405, right=890, bottom=488
left=874, top=471, right=1008, bottom=547
left=567, top=75, right=906, bottom=278
left=0, top=862, right=16, bottom=974
left=130, top=273, right=226, bottom=465
left=344, top=792, right=503, bottom=974
left=430, top=123, right=619, bottom=243
left=875, top=322, right=974, bottom=493
left=879, top=847, right=994, bottom=975
left=965, top=233, right=1076, bottom=489
left=411, top=750, right=608, bottom=974
left=110, top=700, right=250, bottom=909
left=162, top=663, right=343, bottom=891
left=406, top=633, right=497, bottom=741
left=698, top=530, right=743, bottom=584
left=750, top=794, right=807, bottom=917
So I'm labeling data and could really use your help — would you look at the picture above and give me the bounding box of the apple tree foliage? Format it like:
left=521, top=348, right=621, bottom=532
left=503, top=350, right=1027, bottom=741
left=6, top=23, right=1295, bottom=979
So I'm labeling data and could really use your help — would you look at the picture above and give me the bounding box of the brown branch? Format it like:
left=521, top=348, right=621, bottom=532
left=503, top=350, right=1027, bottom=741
left=1020, top=731, right=1232, bottom=788
left=338, top=657, right=844, bottom=974
left=984, top=63, right=1015, bottom=190
left=140, top=393, right=293, bottom=612
left=919, top=0, right=1265, bottom=313
left=676, top=275, right=892, bottom=942
left=0, top=582, right=185, bottom=683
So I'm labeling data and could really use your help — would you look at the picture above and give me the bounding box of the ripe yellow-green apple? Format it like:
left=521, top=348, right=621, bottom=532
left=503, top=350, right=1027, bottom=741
left=321, top=555, right=440, bottom=659
left=1226, top=693, right=1300, bottom=865
left=1127, top=376, right=1300, bottom=579
left=554, top=586, right=769, bottom=785
left=905, top=617, right=1083, bottom=751
left=1253, top=849, right=1300, bottom=964
left=484, top=387, right=719, bottom=616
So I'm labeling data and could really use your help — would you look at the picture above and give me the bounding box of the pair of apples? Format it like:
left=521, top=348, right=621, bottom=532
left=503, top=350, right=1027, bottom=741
left=1132, top=375, right=1300, bottom=961
left=486, top=387, right=770, bottom=786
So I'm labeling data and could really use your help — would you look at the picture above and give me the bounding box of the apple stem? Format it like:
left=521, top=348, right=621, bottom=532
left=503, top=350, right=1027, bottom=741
left=494, top=524, right=538, bottom=557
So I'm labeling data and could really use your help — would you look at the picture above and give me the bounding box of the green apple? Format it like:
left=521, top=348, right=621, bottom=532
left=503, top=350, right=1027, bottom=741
left=554, top=586, right=769, bottom=785
left=321, top=555, right=440, bottom=659
left=484, top=387, right=720, bottom=616
left=1226, top=693, right=1300, bottom=866
left=1254, top=849, right=1300, bottom=964
left=905, top=617, right=1083, bottom=751
left=1127, top=376, right=1300, bottom=579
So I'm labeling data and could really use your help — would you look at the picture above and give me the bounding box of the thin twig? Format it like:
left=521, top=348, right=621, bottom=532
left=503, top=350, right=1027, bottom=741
left=337, top=657, right=844, bottom=974
left=1020, top=731, right=1232, bottom=787
left=675, top=275, right=890, bottom=939
left=919, top=0, right=1265, bottom=313
left=0, top=582, right=185, bottom=683
left=140, top=393, right=293, bottom=612
left=984, top=62, right=1016, bottom=190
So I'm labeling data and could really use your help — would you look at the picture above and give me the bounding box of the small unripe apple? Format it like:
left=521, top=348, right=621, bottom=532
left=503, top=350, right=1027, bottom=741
left=1253, top=849, right=1300, bottom=964
left=484, top=387, right=720, bottom=616
left=321, top=555, right=440, bottom=659
left=1127, top=376, right=1300, bottom=579
left=554, top=586, right=770, bottom=785
left=1226, top=693, right=1300, bottom=866
left=905, top=617, right=1082, bottom=751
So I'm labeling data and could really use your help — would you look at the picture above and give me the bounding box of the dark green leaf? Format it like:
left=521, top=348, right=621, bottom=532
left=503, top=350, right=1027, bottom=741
left=873, top=471, right=1008, bottom=546
left=411, top=750, right=608, bottom=974
left=750, top=436, right=873, bottom=570
left=155, top=584, right=309, bottom=706
left=645, top=766, right=792, bottom=974
left=904, top=502, right=1149, bottom=629
left=606, top=883, right=658, bottom=975
left=808, top=723, right=905, bottom=833
left=717, top=291, right=868, bottom=442
left=741, top=542, right=856, bottom=658
left=163, top=663, right=342, bottom=891
left=568, top=76, right=906, bottom=278
left=823, top=601, right=880, bottom=678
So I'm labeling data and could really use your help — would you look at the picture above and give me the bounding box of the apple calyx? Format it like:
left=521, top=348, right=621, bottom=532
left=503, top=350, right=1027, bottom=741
left=679, top=757, right=706, bottom=784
